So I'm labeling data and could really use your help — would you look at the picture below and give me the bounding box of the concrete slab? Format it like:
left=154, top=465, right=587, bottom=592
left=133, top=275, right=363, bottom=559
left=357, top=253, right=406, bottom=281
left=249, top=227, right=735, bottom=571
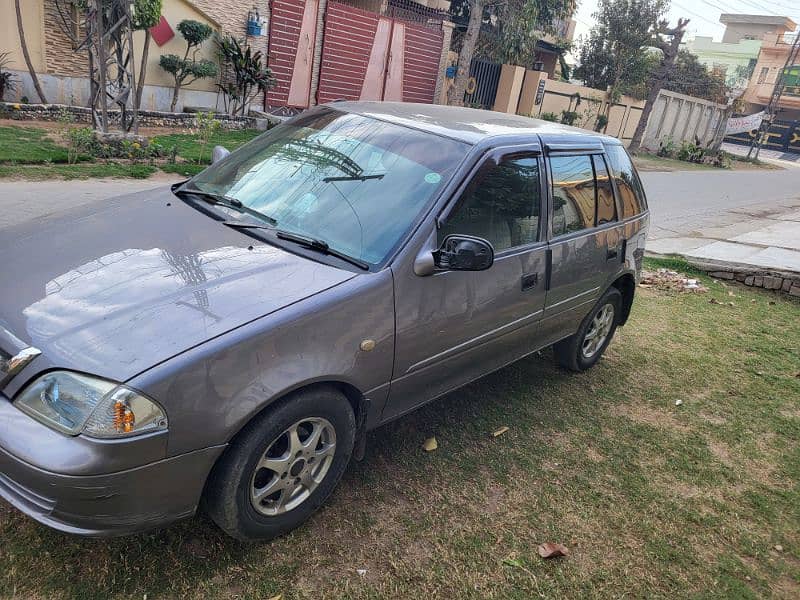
left=730, top=221, right=800, bottom=251
left=647, top=237, right=713, bottom=254
left=677, top=240, right=800, bottom=272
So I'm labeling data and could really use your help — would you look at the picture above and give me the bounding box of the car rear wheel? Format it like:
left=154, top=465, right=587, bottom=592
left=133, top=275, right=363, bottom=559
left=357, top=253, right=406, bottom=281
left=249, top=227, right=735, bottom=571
left=203, top=386, right=355, bottom=541
left=554, top=287, right=621, bottom=372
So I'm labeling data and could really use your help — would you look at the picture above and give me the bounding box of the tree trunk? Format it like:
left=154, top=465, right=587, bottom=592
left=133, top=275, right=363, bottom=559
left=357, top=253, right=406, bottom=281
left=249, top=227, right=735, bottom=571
left=628, top=19, right=689, bottom=155
left=136, top=31, right=151, bottom=109
left=14, top=0, right=47, bottom=103
left=170, top=82, right=180, bottom=112
left=447, top=0, right=485, bottom=106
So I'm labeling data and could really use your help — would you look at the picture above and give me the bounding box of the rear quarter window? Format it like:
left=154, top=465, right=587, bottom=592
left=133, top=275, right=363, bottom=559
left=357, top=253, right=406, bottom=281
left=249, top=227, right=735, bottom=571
left=604, top=144, right=647, bottom=219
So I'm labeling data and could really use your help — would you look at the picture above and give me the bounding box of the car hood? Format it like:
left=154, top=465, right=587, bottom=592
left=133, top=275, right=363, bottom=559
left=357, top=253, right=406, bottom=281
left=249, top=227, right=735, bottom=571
left=0, top=187, right=355, bottom=386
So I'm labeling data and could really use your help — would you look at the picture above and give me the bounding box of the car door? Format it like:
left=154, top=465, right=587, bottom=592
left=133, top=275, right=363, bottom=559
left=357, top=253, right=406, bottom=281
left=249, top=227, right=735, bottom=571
left=384, top=147, right=549, bottom=421
left=538, top=148, right=623, bottom=346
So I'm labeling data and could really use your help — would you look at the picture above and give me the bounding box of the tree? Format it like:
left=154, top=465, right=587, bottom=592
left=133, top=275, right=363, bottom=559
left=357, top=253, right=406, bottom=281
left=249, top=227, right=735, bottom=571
left=132, top=0, right=163, bottom=108
left=14, top=0, right=47, bottom=103
left=479, top=0, right=576, bottom=67
left=628, top=18, right=690, bottom=154
left=664, top=49, right=726, bottom=103
left=159, top=20, right=218, bottom=112
left=574, top=0, right=668, bottom=101
left=447, top=0, right=575, bottom=106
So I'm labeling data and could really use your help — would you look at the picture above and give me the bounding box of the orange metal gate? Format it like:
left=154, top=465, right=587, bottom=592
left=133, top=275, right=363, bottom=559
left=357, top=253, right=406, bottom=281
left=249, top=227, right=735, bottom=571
left=267, top=0, right=444, bottom=109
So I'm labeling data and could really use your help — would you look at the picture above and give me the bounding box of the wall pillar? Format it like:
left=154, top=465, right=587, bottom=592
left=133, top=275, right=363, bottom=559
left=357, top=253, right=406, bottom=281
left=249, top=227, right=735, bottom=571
left=492, top=64, right=525, bottom=114
left=434, top=20, right=455, bottom=105
left=517, top=70, right=548, bottom=117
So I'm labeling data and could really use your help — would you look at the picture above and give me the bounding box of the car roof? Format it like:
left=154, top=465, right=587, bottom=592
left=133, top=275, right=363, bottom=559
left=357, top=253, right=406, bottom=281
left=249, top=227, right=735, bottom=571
left=331, top=101, right=621, bottom=146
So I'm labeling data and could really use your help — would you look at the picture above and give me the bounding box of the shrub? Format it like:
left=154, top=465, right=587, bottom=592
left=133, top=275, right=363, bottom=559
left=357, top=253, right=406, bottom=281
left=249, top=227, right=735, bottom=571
left=0, top=52, right=18, bottom=101
left=65, top=127, right=95, bottom=165
left=657, top=136, right=676, bottom=159
left=216, top=35, right=275, bottom=116
left=540, top=112, right=559, bottom=122
left=193, top=111, right=221, bottom=164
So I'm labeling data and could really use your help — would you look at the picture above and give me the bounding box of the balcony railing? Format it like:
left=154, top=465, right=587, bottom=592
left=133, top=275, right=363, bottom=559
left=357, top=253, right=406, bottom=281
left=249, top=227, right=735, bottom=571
left=774, top=33, right=799, bottom=46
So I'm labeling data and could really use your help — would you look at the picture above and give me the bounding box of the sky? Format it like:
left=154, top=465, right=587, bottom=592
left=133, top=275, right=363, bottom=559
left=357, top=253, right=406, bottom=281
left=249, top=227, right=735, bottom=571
left=573, top=0, right=800, bottom=44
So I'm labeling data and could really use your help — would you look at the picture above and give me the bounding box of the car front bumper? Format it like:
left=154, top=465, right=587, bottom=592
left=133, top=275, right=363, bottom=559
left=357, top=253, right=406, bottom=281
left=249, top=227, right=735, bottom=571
left=0, top=393, right=225, bottom=537
left=0, top=442, right=225, bottom=536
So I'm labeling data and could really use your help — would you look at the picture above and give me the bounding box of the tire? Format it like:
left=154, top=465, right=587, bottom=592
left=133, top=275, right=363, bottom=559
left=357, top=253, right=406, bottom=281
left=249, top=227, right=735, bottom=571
left=554, top=287, right=622, bottom=372
left=203, top=386, right=356, bottom=542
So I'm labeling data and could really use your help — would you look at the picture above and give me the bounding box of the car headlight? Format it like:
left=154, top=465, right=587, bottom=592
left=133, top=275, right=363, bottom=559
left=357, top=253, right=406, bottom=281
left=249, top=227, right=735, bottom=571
left=14, top=371, right=168, bottom=438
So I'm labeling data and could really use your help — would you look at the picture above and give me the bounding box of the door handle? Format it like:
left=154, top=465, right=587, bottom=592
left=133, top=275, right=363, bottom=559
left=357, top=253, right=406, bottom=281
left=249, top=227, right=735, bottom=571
left=521, top=272, right=538, bottom=291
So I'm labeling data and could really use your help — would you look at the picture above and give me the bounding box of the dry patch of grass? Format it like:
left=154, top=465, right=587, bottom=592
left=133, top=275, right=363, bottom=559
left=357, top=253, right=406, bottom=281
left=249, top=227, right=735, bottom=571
left=0, top=257, right=798, bottom=599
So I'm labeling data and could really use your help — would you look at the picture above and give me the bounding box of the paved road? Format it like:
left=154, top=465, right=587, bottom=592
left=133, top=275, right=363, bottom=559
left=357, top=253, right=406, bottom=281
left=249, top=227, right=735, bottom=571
left=1, top=168, right=799, bottom=272
left=0, top=176, right=180, bottom=229
left=641, top=168, right=800, bottom=272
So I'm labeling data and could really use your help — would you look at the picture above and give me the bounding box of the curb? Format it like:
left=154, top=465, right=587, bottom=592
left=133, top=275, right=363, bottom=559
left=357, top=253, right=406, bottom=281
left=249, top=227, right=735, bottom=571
left=646, top=251, right=800, bottom=297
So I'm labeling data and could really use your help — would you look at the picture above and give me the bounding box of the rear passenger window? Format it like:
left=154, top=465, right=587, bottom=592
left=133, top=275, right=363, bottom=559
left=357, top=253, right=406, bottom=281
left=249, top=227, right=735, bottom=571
left=593, top=155, right=617, bottom=225
left=550, top=155, right=595, bottom=236
left=605, top=145, right=647, bottom=218
left=441, top=154, right=541, bottom=252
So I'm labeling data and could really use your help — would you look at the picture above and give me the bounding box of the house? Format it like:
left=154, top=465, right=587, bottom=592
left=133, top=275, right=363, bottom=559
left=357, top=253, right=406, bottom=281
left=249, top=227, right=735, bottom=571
left=1, top=0, right=451, bottom=113
left=743, top=30, right=800, bottom=121
left=682, top=14, right=798, bottom=92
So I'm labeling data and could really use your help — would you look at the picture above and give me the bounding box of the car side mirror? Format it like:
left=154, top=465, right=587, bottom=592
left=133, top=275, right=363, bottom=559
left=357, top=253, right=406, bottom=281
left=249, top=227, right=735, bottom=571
left=212, top=145, right=231, bottom=164
left=433, top=234, right=494, bottom=272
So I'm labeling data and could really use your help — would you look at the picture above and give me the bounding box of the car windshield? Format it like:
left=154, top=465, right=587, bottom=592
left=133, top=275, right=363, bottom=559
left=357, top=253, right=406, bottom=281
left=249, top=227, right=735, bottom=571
left=186, top=108, right=469, bottom=266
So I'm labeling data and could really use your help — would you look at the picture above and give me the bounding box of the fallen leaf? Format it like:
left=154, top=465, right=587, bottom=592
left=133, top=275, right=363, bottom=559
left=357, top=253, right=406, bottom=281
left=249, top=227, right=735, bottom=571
left=728, top=291, right=735, bottom=297
left=750, top=299, right=757, bottom=303
left=727, top=301, right=735, bottom=306
left=538, top=542, right=569, bottom=559
left=267, top=595, right=283, bottom=600
left=356, top=569, right=367, bottom=576
left=422, top=437, right=438, bottom=452
left=774, top=544, right=783, bottom=552
left=492, top=426, right=509, bottom=437
left=675, top=399, right=683, bottom=406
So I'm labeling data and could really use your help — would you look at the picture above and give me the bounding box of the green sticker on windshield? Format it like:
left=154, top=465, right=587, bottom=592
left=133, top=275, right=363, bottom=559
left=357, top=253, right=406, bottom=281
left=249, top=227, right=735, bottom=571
left=425, top=172, right=441, bottom=184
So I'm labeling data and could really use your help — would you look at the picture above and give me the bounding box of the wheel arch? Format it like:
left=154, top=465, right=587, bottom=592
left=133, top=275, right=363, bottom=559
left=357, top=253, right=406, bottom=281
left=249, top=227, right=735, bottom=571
left=611, top=272, right=636, bottom=325
left=225, top=378, right=367, bottom=447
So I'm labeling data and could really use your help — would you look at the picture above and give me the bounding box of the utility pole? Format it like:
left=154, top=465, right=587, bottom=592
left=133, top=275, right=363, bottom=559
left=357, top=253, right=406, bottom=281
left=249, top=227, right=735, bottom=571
left=748, top=32, right=800, bottom=160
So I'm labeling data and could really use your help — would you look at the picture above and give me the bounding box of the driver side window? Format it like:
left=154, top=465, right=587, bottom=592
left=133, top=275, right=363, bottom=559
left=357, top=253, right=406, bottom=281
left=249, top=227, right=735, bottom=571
left=439, top=154, right=541, bottom=252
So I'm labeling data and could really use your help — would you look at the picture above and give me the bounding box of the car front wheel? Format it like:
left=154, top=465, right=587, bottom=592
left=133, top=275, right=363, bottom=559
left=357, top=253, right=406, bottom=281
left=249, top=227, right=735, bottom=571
left=554, top=287, right=621, bottom=372
left=203, top=386, right=355, bottom=541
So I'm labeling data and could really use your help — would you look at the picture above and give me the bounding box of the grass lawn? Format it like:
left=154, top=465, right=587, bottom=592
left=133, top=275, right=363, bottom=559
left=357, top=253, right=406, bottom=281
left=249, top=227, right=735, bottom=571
left=0, top=258, right=798, bottom=599
left=0, top=125, right=70, bottom=164
left=153, top=129, right=262, bottom=164
left=0, top=124, right=263, bottom=179
left=0, top=163, right=157, bottom=180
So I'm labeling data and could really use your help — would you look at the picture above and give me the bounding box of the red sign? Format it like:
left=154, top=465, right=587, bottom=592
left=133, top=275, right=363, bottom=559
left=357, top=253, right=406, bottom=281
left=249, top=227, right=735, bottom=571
left=150, top=16, right=174, bottom=47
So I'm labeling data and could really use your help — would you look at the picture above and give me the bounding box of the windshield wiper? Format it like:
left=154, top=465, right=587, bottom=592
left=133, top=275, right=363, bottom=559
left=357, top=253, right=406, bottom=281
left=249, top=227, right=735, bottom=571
left=322, top=173, right=385, bottom=183
left=219, top=222, right=369, bottom=270
left=175, top=188, right=277, bottom=226
left=276, top=230, right=369, bottom=270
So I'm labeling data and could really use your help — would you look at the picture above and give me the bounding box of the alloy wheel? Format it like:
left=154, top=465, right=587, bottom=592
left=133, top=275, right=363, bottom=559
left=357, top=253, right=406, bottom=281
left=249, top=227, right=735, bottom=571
left=249, top=417, right=336, bottom=516
left=581, top=303, right=615, bottom=359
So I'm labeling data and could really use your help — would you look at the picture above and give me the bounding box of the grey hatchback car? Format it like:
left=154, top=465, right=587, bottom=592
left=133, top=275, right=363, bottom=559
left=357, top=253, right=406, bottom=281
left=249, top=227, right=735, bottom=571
left=0, top=102, right=648, bottom=541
